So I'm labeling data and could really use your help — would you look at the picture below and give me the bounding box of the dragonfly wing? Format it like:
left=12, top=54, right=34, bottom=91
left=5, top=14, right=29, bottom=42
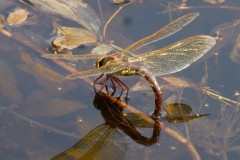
left=66, top=63, right=126, bottom=79
left=42, top=44, right=114, bottom=60
left=51, top=124, right=127, bottom=160
left=130, top=35, right=216, bottom=76
left=121, top=12, right=199, bottom=56
left=124, top=113, right=154, bottom=128
left=42, top=52, right=105, bottom=60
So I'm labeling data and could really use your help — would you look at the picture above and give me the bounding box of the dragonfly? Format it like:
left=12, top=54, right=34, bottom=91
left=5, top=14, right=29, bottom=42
left=50, top=90, right=208, bottom=160
left=42, top=12, right=216, bottom=119
left=50, top=90, right=161, bottom=160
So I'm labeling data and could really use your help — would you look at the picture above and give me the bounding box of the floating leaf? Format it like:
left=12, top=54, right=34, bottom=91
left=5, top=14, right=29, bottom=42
left=7, top=8, right=29, bottom=25
left=52, top=26, right=97, bottom=50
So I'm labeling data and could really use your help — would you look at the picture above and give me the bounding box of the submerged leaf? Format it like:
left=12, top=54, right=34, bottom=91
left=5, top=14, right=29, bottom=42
left=164, top=103, right=209, bottom=123
left=7, top=8, right=29, bottom=25
left=164, top=103, right=192, bottom=117
left=166, top=114, right=209, bottom=123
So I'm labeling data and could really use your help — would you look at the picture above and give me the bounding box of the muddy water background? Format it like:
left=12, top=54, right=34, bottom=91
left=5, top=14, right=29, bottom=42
left=0, top=0, right=240, bottom=160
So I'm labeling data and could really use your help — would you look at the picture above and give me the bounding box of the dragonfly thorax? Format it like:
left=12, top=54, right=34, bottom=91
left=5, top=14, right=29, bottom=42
left=95, top=55, right=120, bottom=68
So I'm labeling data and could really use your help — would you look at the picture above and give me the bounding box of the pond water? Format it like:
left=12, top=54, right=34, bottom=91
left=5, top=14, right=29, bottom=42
left=0, top=0, right=240, bottom=160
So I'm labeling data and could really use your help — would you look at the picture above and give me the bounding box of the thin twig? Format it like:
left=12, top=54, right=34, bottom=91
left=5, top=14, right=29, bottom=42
left=103, top=0, right=137, bottom=38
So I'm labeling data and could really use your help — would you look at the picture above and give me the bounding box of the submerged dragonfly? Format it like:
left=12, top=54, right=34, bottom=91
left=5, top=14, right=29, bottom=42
left=50, top=90, right=207, bottom=160
left=51, top=90, right=161, bottom=160
left=43, top=12, right=216, bottom=119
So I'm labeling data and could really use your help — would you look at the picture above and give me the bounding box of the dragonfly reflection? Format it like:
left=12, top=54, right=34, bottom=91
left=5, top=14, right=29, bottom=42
left=51, top=91, right=208, bottom=160
left=43, top=12, right=216, bottom=119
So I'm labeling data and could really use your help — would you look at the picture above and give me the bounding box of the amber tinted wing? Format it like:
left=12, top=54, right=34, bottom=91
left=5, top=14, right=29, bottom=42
left=129, top=35, right=216, bottom=76
left=121, top=12, right=199, bottom=56
left=124, top=113, right=155, bottom=128
left=51, top=124, right=127, bottom=160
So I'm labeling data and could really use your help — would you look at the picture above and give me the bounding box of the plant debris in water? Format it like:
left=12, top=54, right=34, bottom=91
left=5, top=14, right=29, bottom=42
left=7, top=8, right=29, bottom=25
left=52, top=26, right=97, bottom=50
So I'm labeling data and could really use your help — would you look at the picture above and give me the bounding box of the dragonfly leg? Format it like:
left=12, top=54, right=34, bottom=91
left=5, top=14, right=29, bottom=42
left=109, top=76, right=117, bottom=96
left=99, top=75, right=110, bottom=91
left=111, top=76, right=129, bottom=98
left=93, top=74, right=104, bottom=92
left=93, top=74, right=111, bottom=93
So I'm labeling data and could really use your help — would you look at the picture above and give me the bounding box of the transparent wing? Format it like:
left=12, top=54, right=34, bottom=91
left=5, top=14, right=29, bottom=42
left=51, top=124, right=127, bottom=160
left=42, top=44, right=115, bottom=60
left=66, top=63, right=126, bottom=79
left=42, top=53, right=105, bottom=60
left=121, top=12, right=199, bottom=56
left=129, top=35, right=216, bottom=76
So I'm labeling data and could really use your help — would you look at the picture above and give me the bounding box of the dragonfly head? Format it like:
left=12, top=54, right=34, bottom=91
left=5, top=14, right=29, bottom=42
left=95, top=56, right=115, bottom=68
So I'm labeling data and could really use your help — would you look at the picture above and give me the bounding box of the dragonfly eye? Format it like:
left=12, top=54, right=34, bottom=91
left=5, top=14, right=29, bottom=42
left=96, top=57, right=115, bottom=68
left=95, top=57, right=106, bottom=68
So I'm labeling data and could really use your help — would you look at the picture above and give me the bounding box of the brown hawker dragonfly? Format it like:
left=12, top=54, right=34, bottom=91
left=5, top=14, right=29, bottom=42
left=42, top=12, right=216, bottom=119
